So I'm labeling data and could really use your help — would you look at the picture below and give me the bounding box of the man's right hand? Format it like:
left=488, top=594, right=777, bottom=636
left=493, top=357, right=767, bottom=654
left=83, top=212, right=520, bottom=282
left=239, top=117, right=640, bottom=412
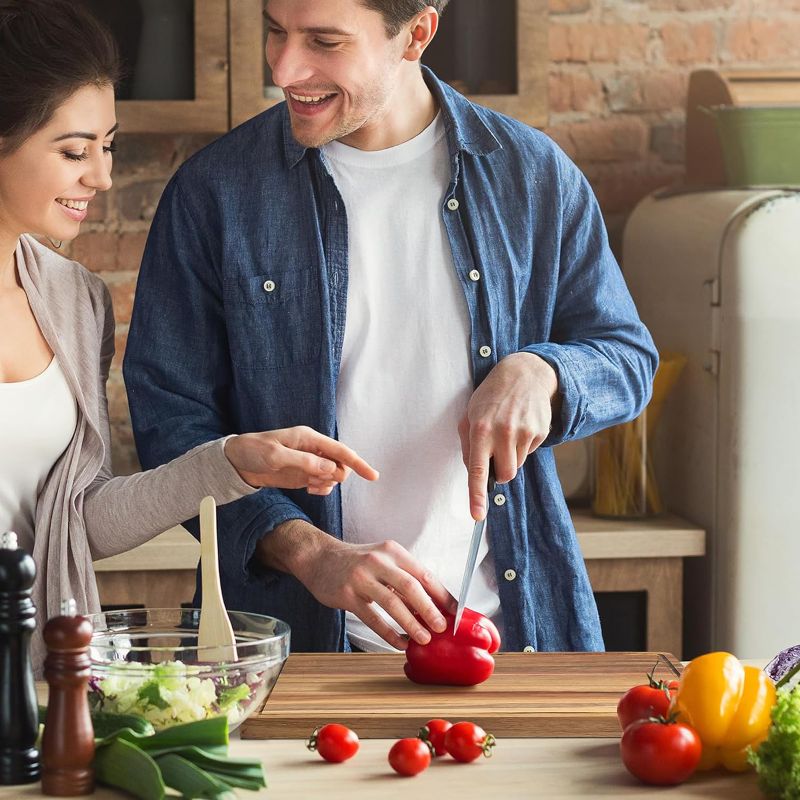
left=256, top=520, right=455, bottom=650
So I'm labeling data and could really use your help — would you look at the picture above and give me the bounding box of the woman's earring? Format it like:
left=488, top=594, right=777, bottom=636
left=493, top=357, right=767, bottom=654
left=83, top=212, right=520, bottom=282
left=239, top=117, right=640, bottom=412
left=46, top=237, right=63, bottom=249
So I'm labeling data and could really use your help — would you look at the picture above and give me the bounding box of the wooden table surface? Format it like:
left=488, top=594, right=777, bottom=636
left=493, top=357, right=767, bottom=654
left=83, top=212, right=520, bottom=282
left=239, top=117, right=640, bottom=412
left=0, top=736, right=763, bottom=799
left=3, top=676, right=764, bottom=800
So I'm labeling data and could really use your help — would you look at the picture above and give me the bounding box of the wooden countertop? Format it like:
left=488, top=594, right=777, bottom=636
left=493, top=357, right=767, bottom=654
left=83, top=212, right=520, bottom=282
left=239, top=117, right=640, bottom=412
left=92, top=510, right=705, bottom=573
left=7, top=658, right=763, bottom=800
left=0, top=736, right=760, bottom=799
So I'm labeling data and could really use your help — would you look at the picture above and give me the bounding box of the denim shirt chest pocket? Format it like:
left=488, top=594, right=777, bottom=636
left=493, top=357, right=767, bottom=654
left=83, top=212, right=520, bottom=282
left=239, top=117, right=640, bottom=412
left=223, top=268, right=321, bottom=370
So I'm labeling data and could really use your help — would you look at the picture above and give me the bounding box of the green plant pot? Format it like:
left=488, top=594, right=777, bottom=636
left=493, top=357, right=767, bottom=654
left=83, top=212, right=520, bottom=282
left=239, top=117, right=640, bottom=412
left=706, top=105, right=800, bottom=187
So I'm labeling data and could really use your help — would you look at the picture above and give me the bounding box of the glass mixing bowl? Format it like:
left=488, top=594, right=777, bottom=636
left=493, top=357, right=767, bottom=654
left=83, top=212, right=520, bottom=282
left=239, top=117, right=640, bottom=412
left=87, top=608, right=290, bottom=732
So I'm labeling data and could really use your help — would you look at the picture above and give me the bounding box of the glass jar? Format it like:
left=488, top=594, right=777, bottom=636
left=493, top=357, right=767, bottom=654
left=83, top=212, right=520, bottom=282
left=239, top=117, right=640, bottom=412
left=591, top=352, right=687, bottom=518
left=591, top=409, right=661, bottom=518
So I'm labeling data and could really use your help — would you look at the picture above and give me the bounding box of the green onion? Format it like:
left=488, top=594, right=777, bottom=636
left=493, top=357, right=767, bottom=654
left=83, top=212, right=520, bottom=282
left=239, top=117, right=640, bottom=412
left=89, top=715, right=265, bottom=800
left=99, top=714, right=229, bottom=750
left=93, top=738, right=166, bottom=800
left=156, top=753, right=237, bottom=800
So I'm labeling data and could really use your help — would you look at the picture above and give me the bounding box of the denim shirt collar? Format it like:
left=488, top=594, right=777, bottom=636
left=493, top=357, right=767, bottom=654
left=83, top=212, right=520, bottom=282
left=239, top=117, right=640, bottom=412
left=281, top=65, right=501, bottom=169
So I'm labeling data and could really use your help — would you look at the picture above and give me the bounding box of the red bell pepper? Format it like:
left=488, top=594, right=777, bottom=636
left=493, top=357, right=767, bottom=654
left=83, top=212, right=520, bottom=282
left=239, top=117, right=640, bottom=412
left=404, top=608, right=501, bottom=686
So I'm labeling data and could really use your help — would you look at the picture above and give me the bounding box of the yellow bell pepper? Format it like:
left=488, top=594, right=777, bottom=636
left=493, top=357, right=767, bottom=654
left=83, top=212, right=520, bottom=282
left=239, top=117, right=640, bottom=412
left=671, top=651, right=776, bottom=772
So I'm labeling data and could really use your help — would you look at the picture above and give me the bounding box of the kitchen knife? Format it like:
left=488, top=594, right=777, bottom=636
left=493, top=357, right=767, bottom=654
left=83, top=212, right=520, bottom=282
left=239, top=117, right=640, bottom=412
left=453, top=462, right=496, bottom=635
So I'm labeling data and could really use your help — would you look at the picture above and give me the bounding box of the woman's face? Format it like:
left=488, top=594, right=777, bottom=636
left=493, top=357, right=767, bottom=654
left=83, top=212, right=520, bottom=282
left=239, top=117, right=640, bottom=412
left=0, top=83, right=116, bottom=244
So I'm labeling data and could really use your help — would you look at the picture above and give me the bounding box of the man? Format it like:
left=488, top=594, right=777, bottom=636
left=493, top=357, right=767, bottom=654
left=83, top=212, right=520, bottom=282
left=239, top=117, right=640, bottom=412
left=124, top=0, right=657, bottom=654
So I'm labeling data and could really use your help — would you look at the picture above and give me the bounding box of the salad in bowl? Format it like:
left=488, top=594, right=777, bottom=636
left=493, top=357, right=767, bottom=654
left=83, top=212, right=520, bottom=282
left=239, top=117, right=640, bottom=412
left=87, top=608, right=289, bottom=731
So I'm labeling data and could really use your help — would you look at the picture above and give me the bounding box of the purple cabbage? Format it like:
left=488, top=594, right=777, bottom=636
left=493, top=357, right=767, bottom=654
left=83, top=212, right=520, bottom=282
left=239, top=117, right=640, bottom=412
left=765, top=644, right=800, bottom=688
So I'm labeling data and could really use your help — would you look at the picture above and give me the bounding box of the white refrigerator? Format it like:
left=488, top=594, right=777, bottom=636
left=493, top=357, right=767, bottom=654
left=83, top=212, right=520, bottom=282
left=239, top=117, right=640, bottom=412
left=622, top=189, right=800, bottom=660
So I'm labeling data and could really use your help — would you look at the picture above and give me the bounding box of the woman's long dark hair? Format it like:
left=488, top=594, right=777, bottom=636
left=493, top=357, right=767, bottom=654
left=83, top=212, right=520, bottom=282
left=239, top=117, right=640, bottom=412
left=0, top=0, right=121, bottom=154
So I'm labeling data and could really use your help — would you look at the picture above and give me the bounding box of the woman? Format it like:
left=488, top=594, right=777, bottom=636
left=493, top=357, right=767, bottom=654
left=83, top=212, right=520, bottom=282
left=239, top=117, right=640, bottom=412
left=0, top=0, right=378, bottom=667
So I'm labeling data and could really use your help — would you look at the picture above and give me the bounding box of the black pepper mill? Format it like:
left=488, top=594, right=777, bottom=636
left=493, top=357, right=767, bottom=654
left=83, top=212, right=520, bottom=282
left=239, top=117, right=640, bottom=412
left=0, top=530, right=41, bottom=785
left=41, top=598, right=95, bottom=797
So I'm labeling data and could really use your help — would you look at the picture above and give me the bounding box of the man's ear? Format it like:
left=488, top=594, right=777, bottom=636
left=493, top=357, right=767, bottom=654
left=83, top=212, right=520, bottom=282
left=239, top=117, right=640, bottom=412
left=402, top=6, right=439, bottom=62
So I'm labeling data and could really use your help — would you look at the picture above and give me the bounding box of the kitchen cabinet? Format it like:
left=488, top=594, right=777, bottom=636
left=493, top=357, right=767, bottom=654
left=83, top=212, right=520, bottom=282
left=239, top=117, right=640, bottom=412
left=86, top=0, right=229, bottom=133
left=100, top=0, right=550, bottom=131
left=229, top=0, right=280, bottom=128
left=230, top=0, right=548, bottom=128
left=421, top=0, right=549, bottom=128
left=93, top=511, right=705, bottom=657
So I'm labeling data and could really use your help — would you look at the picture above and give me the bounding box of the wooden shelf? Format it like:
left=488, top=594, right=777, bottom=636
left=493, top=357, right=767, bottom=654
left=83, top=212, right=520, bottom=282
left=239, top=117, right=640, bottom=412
left=93, top=510, right=705, bottom=658
left=93, top=510, right=705, bottom=573
left=572, top=509, right=705, bottom=560
left=94, top=526, right=197, bottom=572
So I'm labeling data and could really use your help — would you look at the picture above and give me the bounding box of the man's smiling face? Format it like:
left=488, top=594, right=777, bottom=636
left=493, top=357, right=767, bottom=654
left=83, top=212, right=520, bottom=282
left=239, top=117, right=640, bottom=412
left=264, top=0, right=410, bottom=148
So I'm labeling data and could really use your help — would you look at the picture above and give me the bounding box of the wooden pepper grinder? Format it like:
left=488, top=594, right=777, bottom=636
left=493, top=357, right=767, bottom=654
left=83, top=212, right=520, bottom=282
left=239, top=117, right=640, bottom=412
left=41, top=598, right=95, bottom=797
left=0, top=531, right=40, bottom=785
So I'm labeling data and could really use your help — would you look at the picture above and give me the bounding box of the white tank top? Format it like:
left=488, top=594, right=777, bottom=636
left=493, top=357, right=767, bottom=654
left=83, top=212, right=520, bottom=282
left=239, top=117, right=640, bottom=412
left=0, top=357, right=78, bottom=550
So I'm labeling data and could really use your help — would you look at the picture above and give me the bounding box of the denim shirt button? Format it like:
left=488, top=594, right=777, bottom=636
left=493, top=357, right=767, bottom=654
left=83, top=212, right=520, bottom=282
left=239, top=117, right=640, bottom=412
left=493, top=493, right=506, bottom=506
left=468, top=269, right=480, bottom=281
left=263, top=279, right=276, bottom=293
left=504, top=569, right=517, bottom=581
left=479, top=345, right=492, bottom=358
left=523, top=645, right=536, bottom=653
left=446, top=198, right=460, bottom=211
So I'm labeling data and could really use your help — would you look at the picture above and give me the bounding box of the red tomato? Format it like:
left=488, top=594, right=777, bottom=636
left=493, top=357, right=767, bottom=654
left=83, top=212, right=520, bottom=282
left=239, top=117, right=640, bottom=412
left=443, top=721, right=496, bottom=763
left=419, top=718, right=452, bottom=756
left=388, top=738, right=432, bottom=776
left=306, top=724, right=360, bottom=763
left=617, top=684, right=673, bottom=730
left=620, top=718, right=702, bottom=786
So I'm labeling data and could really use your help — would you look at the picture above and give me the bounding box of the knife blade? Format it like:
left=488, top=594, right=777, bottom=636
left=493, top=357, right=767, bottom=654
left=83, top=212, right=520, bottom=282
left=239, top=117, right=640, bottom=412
left=453, top=462, right=496, bottom=635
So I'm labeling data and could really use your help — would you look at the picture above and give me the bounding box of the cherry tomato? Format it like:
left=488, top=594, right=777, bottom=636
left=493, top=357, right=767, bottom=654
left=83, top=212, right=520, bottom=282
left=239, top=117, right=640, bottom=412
left=443, top=721, right=496, bottom=763
left=617, top=670, right=679, bottom=730
left=620, top=718, right=702, bottom=786
left=418, top=718, right=453, bottom=756
left=306, top=724, right=360, bottom=763
left=388, top=738, right=432, bottom=776
left=617, top=685, right=672, bottom=730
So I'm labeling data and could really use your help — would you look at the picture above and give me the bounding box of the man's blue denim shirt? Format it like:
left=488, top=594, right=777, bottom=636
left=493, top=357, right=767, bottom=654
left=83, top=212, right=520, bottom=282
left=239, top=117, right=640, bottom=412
left=124, top=67, right=658, bottom=654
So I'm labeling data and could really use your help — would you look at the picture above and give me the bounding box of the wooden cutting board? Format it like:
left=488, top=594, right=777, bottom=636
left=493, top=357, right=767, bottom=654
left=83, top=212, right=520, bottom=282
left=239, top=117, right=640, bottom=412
left=240, top=651, right=680, bottom=739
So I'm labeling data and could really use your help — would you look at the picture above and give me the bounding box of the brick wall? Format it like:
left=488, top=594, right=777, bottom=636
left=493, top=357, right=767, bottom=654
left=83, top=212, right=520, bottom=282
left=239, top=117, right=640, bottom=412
left=58, top=0, right=800, bottom=474
left=546, top=0, right=800, bottom=248
left=59, top=135, right=217, bottom=475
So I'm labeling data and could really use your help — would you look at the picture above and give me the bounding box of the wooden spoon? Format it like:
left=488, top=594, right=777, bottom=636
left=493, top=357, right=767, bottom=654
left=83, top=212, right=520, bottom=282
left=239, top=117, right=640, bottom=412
left=197, top=495, right=238, bottom=662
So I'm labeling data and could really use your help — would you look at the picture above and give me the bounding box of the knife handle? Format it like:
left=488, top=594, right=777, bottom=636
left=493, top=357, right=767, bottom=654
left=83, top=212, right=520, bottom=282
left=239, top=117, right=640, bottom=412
left=487, top=458, right=496, bottom=495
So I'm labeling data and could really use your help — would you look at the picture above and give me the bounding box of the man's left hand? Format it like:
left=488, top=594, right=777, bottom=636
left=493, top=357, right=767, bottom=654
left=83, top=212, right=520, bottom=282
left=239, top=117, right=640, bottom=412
left=458, top=352, right=559, bottom=520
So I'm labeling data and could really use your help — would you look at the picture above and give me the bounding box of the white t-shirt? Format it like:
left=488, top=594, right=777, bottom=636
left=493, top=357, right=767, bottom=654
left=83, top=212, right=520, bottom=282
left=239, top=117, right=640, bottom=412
left=0, top=357, right=77, bottom=550
left=323, top=114, right=502, bottom=652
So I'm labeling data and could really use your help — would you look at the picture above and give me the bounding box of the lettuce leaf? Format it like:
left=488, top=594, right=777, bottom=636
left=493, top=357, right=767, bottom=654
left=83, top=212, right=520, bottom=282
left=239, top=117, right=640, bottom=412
left=137, top=681, right=171, bottom=711
left=748, top=687, right=800, bottom=799
left=217, top=683, right=250, bottom=712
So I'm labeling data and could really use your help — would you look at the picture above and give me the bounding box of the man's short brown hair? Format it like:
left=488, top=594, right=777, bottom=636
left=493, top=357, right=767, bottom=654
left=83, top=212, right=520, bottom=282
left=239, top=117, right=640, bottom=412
left=360, top=1, right=450, bottom=38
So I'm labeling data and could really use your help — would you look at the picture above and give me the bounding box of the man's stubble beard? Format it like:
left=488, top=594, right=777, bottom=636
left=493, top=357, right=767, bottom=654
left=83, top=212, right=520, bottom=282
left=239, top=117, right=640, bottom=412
left=288, top=73, right=395, bottom=149
left=289, top=113, right=359, bottom=149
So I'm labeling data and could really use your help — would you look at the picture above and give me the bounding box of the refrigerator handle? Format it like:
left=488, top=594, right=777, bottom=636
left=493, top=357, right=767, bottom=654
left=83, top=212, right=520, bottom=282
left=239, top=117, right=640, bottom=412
left=703, top=278, right=721, bottom=376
